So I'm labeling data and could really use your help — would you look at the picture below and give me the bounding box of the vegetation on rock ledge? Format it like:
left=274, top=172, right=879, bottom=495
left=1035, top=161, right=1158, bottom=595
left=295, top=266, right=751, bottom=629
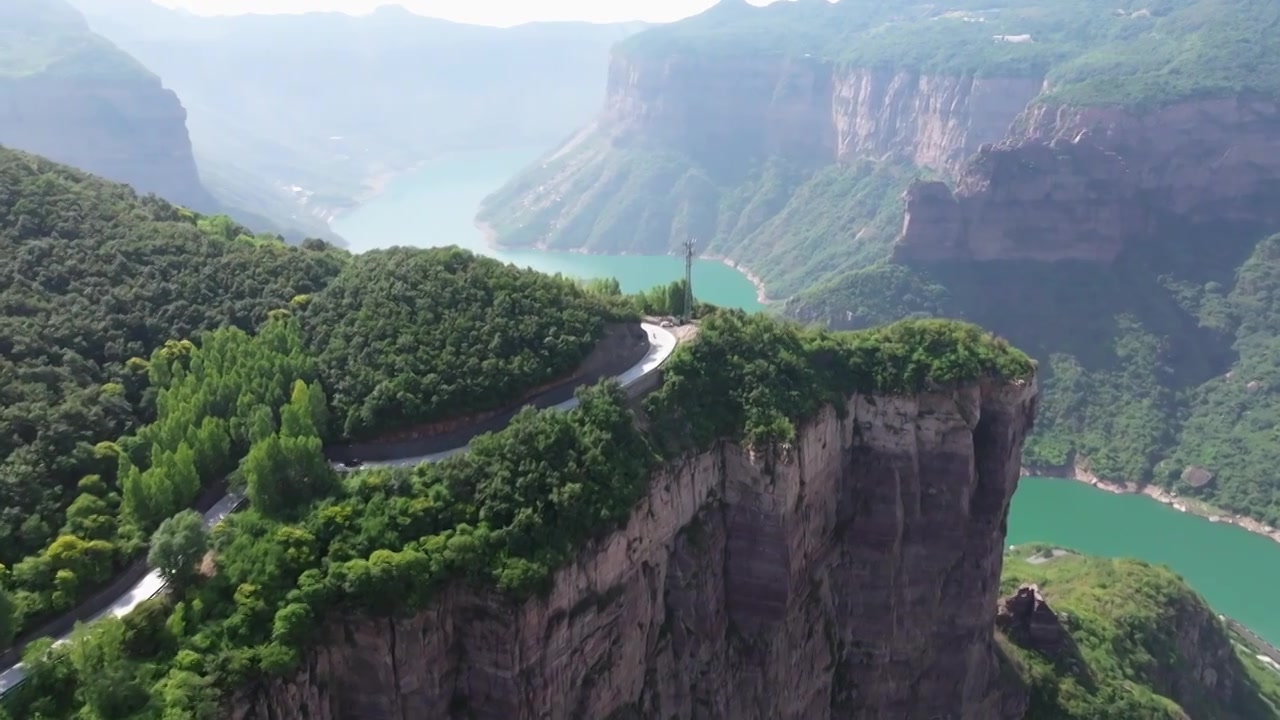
left=647, top=311, right=1033, bottom=450
left=1000, top=544, right=1280, bottom=719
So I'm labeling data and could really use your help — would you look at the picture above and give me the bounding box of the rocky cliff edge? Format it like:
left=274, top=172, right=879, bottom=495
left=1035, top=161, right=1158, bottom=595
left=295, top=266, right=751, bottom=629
left=231, top=376, right=1038, bottom=720
left=895, top=95, right=1280, bottom=263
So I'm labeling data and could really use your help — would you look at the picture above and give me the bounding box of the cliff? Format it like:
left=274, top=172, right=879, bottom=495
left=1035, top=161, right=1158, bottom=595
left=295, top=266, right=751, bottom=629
left=601, top=52, right=1043, bottom=178
left=479, top=52, right=1038, bottom=297
left=0, top=0, right=217, bottom=212
left=895, top=95, right=1280, bottom=263
left=232, top=377, right=1039, bottom=719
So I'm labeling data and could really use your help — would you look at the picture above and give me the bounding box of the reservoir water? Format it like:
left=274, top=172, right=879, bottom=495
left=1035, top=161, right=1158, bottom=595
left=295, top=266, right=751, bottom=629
left=334, top=144, right=1280, bottom=647
left=1010, top=478, right=1280, bottom=647
left=333, top=145, right=764, bottom=311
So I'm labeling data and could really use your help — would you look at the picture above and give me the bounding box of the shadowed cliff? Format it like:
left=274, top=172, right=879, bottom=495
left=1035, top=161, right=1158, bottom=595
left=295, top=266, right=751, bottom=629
left=0, top=0, right=217, bottom=212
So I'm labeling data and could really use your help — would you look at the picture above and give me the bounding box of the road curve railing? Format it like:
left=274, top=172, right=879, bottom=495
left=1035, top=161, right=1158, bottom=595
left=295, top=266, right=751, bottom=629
left=0, top=322, right=677, bottom=696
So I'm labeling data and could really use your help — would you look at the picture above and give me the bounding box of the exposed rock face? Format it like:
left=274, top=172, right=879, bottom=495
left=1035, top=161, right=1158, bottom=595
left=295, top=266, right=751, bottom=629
left=996, top=583, right=1070, bottom=657
left=604, top=52, right=836, bottom=168
left=832, top=71, right=1044, bottom=178
left=603, top=52, right=1041, bottom=176
left=895, top=138, right=1147, bottom=263
left=896, top=95, right=1280, bottom=263
left=231, top=377, right=1039, bottom=720
left=0, top=75, right=217, bottom=212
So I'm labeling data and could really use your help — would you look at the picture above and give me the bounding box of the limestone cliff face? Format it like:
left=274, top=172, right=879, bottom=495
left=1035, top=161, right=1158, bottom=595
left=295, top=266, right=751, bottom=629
left=231, top=376, right=1039, bottom=720
left=602, top=51, right=1041, bottom=177
left=831, top=71, right=1044, bottom=178
left=603, top=52, right=836, bottom=167
left=895, top=95, right=1280, bottom=263
left=0, top=74, right=217, bottom=213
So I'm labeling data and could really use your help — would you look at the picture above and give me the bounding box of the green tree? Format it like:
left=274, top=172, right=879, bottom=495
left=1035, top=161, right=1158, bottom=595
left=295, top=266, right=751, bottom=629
left=307, top=382, right=330, bottom=441
left=244, top=433, right=334, bottom=518
left=0, top=582, right=16, bottom=646
left=148, top=510, right=209, bottom=588
left=68, top=618, right=150, bottom=718
left=280, top=380, right=318, bottom=439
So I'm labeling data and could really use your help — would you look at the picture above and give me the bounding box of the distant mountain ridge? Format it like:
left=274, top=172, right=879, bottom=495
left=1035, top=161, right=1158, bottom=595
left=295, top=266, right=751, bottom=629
left=71, top=0, right=647, bottom=242
left=0, top=0, right=219, bottom=214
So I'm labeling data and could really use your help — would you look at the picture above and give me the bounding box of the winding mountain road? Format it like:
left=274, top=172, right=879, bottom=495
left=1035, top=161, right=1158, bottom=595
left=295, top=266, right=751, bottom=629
left=0, top=322, right=677, bottom=695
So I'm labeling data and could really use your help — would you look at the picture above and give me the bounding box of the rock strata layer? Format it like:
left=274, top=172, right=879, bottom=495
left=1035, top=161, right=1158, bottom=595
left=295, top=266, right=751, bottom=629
left=232, top=376, right=1039, bottom=720
left=603, top=54, right=1043, bottom=177
left=896, top=96, right=1280, bottom=263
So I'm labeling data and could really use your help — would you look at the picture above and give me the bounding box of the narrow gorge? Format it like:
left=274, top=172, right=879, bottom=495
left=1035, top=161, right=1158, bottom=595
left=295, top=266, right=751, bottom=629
left=477, top=47, right=1044, bottom=297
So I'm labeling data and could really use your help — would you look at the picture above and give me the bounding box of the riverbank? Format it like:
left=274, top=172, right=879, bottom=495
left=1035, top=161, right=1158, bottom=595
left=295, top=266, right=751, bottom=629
left=321, top=160, right=428, bottom=227
left=476, top=220, right=775, bottom=305
left=702, top=254, right=774, bottom=305
left=1021, top=459, right=1280, bottom=546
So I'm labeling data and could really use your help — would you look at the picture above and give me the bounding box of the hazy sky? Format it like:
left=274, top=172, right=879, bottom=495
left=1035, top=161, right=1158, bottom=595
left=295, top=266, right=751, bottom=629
left=153, top=0, right=780, bottom=26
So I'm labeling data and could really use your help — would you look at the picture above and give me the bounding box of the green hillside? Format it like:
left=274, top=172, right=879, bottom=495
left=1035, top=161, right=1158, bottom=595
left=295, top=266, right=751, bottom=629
left=625, top=0, right=1280, bottom=107
left=1000, top=545, right=1280, bottom=719
left=2, top=310, right=1035, bottom=719
left=0, top=146, right=619, bottom=644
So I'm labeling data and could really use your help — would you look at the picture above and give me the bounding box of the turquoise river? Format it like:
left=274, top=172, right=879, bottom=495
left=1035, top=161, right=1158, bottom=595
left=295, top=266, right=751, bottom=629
left=333, top=145, right=1280, bottom=648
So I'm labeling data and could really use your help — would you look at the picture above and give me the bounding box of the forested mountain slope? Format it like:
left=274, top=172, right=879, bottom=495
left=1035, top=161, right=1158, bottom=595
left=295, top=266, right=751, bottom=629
left=1, top=142, right=1275, bottom=720
left=999, top=545, right=1280, bottom=719
left=0, top=146, right=624, bottom=647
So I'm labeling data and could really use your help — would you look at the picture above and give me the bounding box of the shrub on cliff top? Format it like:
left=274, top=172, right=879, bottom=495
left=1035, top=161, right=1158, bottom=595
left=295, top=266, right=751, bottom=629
left=645, top=311, right=1033, bottom=449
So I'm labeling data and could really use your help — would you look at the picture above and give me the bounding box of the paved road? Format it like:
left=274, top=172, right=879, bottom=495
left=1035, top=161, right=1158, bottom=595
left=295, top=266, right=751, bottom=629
left=0, top=322, right=677, bottom=695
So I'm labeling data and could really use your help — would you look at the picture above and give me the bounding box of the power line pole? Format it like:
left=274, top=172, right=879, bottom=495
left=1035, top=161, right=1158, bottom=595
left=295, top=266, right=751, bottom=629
left=682, top=237, right=695, bottom=324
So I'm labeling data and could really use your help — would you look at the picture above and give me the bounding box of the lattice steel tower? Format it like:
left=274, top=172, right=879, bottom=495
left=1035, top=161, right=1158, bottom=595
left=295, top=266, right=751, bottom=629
left=682, top=237, right=695, bottom=324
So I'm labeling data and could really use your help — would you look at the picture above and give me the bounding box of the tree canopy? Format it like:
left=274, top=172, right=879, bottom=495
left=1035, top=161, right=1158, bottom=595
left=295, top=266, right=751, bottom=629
left=301, top=246, right=620, bottom=439
left=0, top=144, right=343, bottom=565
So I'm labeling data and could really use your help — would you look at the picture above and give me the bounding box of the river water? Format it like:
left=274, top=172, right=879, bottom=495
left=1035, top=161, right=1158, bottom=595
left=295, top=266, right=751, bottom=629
left=333, top=146, right=764, bottom=311
left=334, top=145, right=1280, bottom=647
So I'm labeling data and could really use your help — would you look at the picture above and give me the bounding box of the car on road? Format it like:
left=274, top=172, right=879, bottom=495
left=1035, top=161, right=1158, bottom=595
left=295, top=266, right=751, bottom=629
left=340, top=458, right=363, bottom=468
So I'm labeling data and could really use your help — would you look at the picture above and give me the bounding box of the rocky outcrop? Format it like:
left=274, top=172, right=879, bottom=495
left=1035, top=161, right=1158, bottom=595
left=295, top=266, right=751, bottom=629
left=995, top=583, right=1071, bottom=658
left=832, top=71, right=1044, bottom=178
left=895, top=138, right=1147, bottom=263
left=0, top=2, right=217, bottom=212
left=603, top=52, right=1041, bottom=177
left=895, top=95, right=1280, bottom=263
left=232, top=376, right=1039, bottom=720
left=603, top=52, right=837, bottom=168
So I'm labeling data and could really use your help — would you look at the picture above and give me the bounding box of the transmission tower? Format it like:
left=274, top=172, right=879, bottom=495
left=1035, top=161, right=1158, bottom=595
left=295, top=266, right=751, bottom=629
left=682, top=237, right=696, bottom=324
